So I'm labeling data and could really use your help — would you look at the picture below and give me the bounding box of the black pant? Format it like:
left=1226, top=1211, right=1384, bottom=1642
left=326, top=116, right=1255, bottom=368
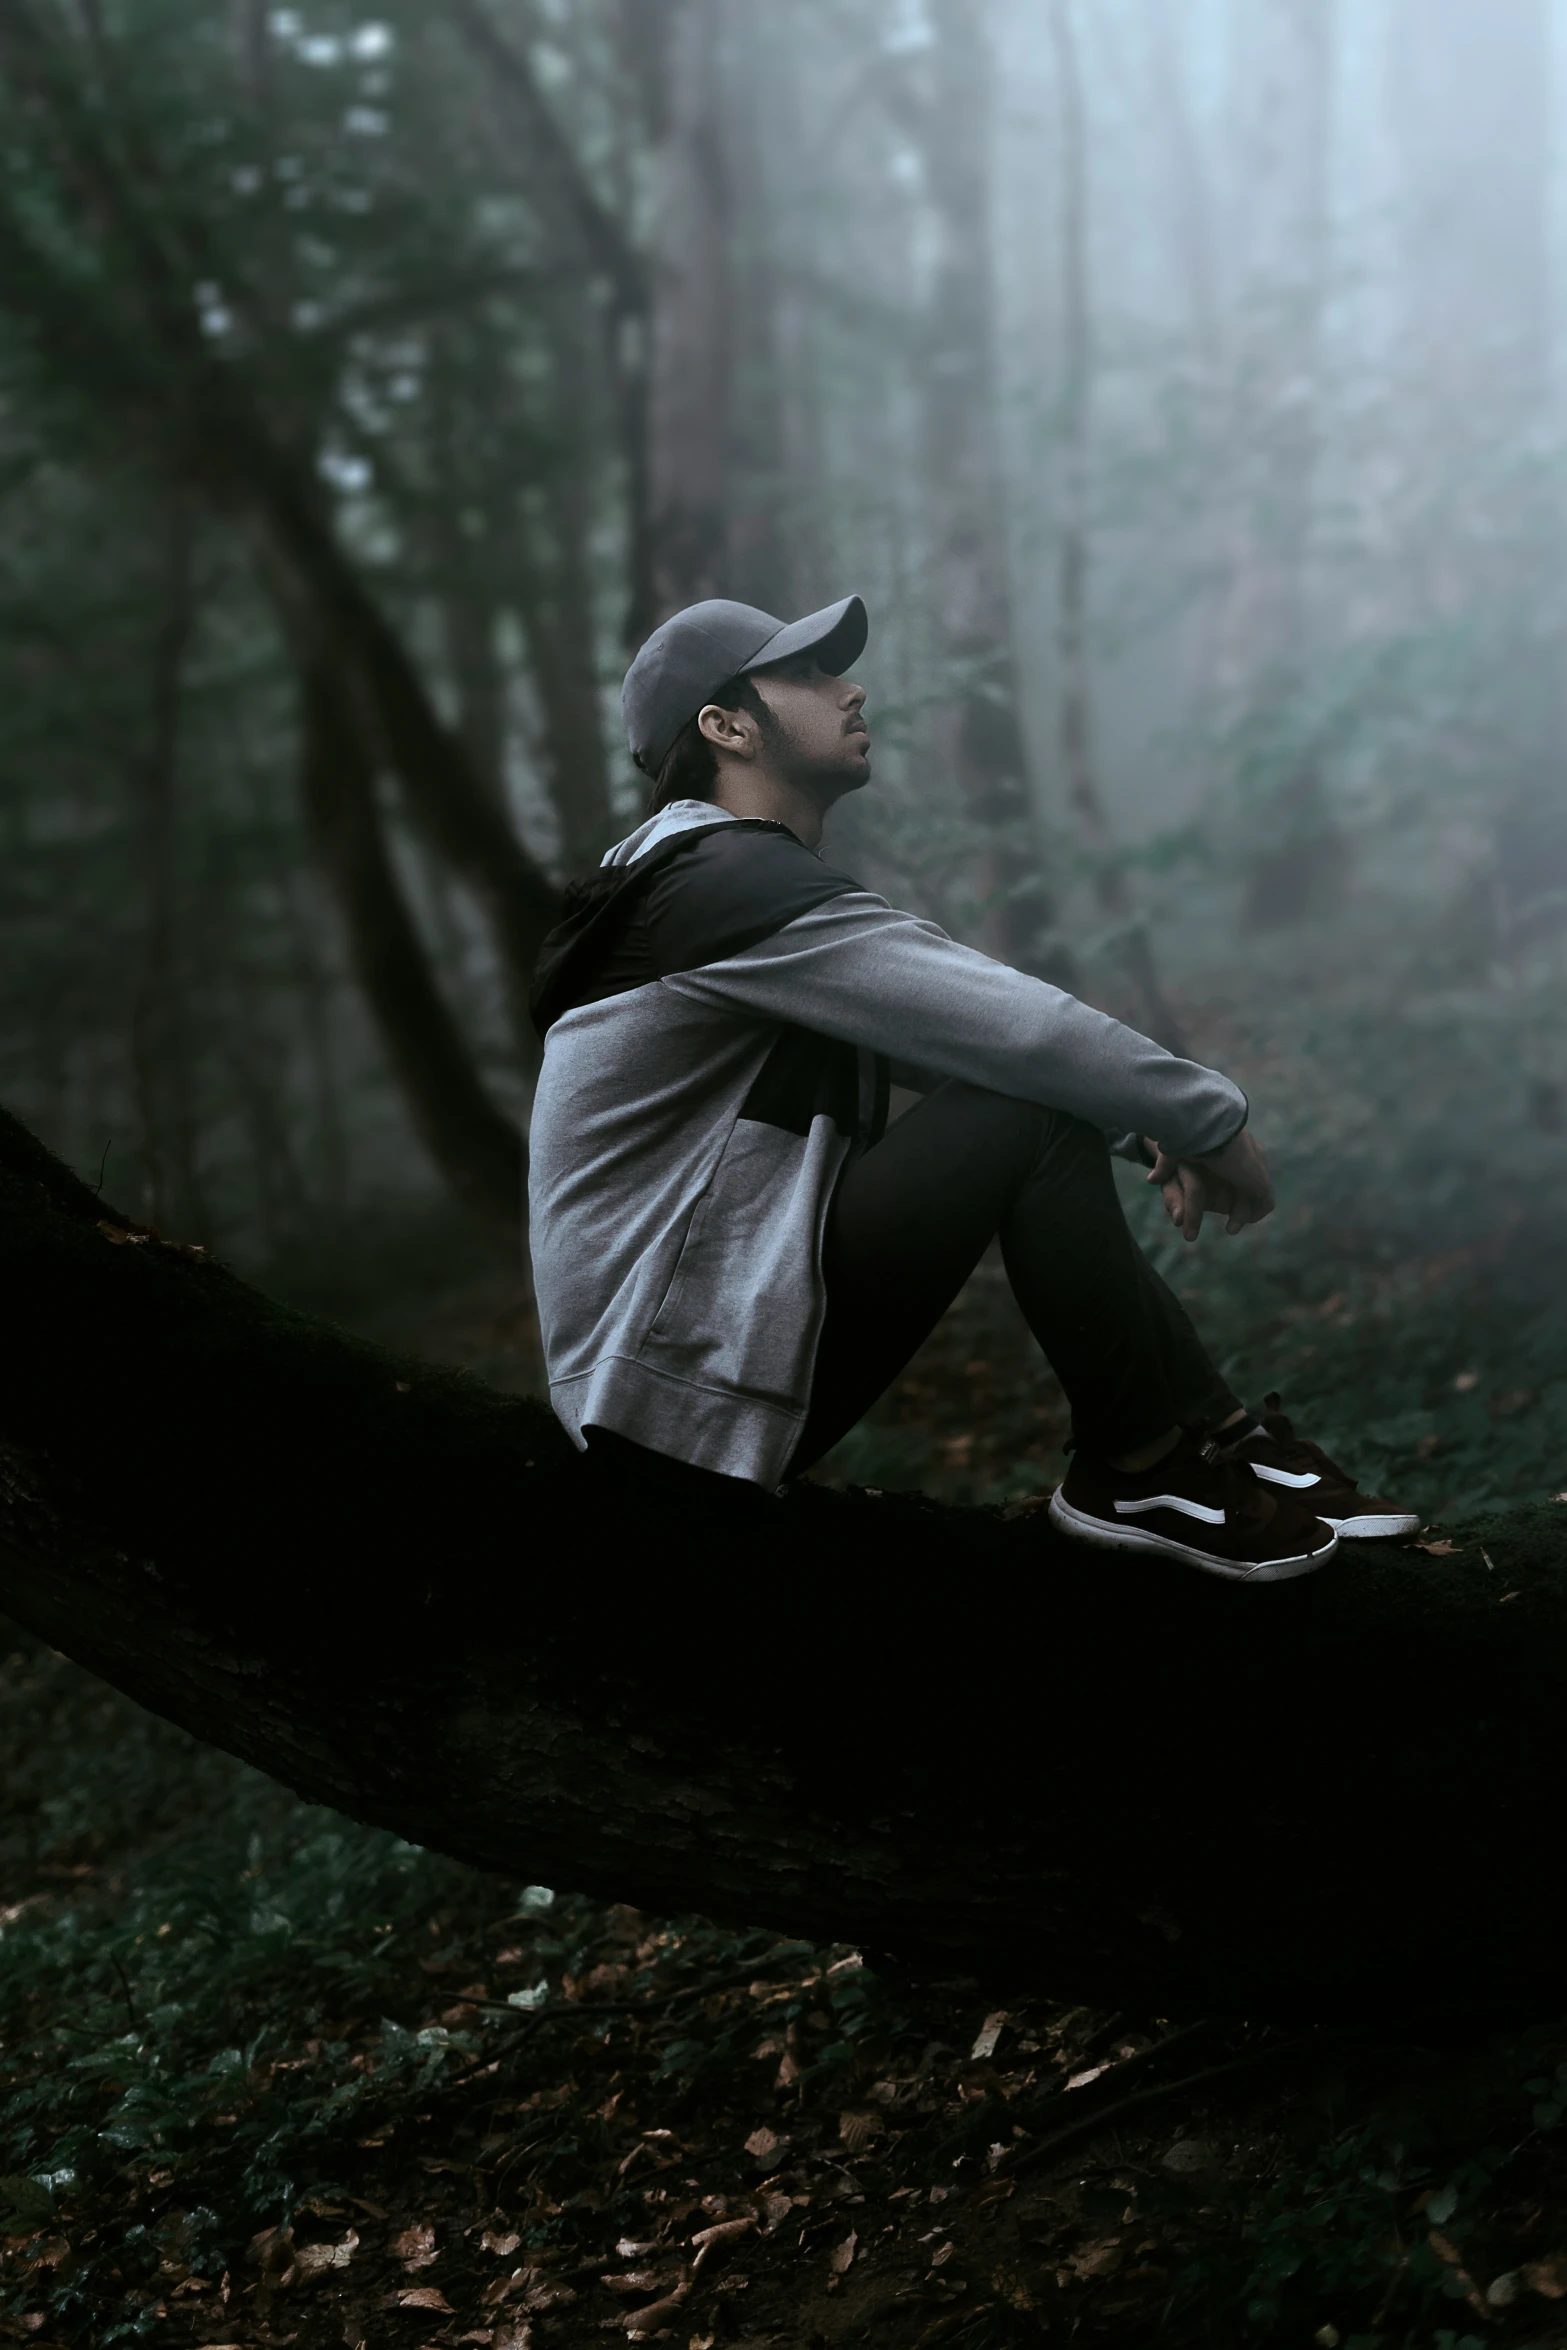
left=585, top=1081, right=1240, bottom=1501
left=789, top=1080, right=1239, bottom=1473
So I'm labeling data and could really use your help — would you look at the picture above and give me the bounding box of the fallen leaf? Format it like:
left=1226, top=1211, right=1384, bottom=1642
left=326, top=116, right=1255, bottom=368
left=1415, top=1539, right=1459, bottom=1556
left=1069, top=2238, right=1120, bottom=2280
left=523, top=2280, right=577, bottom=2312
left=1525, top=2256, right=1567, bottom=2299
left=397, top=2287, right=454, bottom=2313
left=758, top=2191, right=794, bottom=2229
left=1066, top=2064, right=1108, bottom=2091
left=838, top=2108, right=884, bottom=2152
left=927, top=2240, right=953, bottom=2270
left=393, top=2222, right=438, bottom=2271
left=830, top=2230, right=858, bottom=2275
left=293, top=2229, right=358, bottom=2279
left=970, top=2009, right=1008, bottom=2060
left=481, top=2231, right=521, bottom=2257
left=744, top=2125, right=783, bottom=2161
left=602, top=2271, right=663, bottom=2295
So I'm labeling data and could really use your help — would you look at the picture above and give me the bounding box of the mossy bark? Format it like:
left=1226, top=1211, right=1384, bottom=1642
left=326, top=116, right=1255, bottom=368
left=0, top=1103, right=1561, bottom=2018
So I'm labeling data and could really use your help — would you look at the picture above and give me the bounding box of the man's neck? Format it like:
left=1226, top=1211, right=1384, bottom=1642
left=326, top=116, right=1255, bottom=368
left=710, top=767, right=827, bottom=850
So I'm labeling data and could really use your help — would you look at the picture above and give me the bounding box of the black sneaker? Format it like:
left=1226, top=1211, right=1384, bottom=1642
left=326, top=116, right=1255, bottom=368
left=1224, top=1393, right=1421, bottom=1540
left=1048, top=1429, right=1338, bottom=1582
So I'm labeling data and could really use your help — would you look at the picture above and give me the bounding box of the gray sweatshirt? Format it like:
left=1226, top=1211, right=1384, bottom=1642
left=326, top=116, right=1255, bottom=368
left=528, top=800, right=1246, bottom=1488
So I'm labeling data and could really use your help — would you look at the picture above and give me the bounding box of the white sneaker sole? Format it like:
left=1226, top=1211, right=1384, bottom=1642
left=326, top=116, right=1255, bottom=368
left=1048, top=1487, right=1338, bottom=1582
left=1324, top=1510, right=1421, bottom=1539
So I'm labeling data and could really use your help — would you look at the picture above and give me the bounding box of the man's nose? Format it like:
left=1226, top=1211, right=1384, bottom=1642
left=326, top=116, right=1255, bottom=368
left=842, top=679, right=866, bottom=710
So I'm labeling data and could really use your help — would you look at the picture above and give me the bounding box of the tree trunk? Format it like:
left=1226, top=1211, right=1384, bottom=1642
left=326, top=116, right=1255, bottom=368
left=244, top=439, right=558, bottom=1059
left=515, top=296, right=619, bottom=872
left=1, top=1101, right=1562, bottom=2020
left=1216, top=0, right=1347, bottom=929
left=129, top=496, right=209, bottom=1242
left=1048, top=0, right=1185, bottom=1049
left=645, top=0, right=733, bottom=617
left=298, top=660, right=524, bottom=1244
left=914, top=0, right=1051, bottom=978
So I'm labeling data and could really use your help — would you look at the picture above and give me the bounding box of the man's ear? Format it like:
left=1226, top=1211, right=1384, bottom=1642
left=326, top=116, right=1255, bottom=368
left=697, top=701, right=756, bottom=760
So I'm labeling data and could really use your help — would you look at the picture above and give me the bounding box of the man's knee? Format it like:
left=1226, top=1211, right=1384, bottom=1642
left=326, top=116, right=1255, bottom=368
left=929, top=1080, right=1107, bottom=1169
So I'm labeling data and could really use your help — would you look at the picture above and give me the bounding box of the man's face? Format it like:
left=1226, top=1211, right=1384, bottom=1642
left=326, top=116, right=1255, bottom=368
left=751, top=656, right=871, bottom=797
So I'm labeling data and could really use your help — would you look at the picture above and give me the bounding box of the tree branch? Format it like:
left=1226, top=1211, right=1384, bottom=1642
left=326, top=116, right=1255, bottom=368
left=444, top=0, right=646, bottom=309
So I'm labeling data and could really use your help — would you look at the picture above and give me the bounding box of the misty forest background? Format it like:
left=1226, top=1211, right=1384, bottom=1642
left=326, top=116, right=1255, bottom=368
left=6, top=7, right=1567, bottom=2348
left=5, top=0, right=1567, bottom=1521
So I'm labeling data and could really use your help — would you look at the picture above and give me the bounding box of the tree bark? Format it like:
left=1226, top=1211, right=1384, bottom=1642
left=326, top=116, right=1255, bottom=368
left=907, top=2, right=1051, bottom=978
left=243, top=440, right=558, bottom=1059
left=298, top=660, right=524, bottom=1243
left=1227, top=0, right=1346, bottom=930
left=645, top=0, right=734, bottom=617
left=1048, top=0, right=1185, bottom=1049
left=128, top=495, right=209, bottom=1241
left=1, top=1101, right=1563, bottom=2020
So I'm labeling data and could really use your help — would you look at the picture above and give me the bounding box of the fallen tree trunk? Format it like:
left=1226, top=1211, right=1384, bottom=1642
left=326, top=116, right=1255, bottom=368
left=0, top=1103, right=1562, bottom=2020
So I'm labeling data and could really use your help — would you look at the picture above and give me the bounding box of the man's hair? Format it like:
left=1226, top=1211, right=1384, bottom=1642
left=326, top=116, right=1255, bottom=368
left=646, top=673, right=773, bottom=813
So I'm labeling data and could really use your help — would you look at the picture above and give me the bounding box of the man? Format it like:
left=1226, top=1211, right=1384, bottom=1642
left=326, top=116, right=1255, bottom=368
left=528, top=594, right=1416, bottom=1580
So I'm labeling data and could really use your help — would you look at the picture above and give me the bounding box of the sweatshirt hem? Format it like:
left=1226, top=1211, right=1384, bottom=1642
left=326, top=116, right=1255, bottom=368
left=550, top=1355, right=806, bottom=1489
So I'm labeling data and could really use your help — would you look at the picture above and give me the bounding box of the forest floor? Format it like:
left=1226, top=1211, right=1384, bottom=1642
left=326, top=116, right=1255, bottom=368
left=2, top=1606, right=1567, bottom=2350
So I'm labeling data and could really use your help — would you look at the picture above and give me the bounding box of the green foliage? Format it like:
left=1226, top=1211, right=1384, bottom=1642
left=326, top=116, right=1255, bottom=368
left=0, top=1653, right=478, bottom=2337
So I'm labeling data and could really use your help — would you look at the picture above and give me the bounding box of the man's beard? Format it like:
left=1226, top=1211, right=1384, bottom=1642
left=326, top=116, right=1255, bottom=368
left=765, top=712, right=870, bottom=796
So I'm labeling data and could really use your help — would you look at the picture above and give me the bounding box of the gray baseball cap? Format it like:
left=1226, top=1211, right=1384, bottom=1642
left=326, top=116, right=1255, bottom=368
left=621, top=593, right=868, bottom=775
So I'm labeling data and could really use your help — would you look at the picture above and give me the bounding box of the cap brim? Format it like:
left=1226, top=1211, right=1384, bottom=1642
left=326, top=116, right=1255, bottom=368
left=740, top=594, right=867, bottom=679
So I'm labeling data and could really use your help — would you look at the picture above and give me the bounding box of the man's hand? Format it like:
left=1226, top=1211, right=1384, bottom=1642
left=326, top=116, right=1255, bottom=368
left=1145, top=1128, right=1274, bottom=1244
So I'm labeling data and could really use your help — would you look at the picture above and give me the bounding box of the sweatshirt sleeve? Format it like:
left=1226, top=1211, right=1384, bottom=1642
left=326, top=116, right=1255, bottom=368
left=658, top=891, right=1248, bottom=1160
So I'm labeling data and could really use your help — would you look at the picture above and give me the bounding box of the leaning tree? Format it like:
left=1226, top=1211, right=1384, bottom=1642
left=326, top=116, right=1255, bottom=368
left=0, top=1103, right=1559, bottom=2022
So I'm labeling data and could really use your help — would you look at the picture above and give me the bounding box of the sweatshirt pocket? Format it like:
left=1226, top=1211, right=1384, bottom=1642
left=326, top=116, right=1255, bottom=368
left=641, top=1116, right=844, bottom=1404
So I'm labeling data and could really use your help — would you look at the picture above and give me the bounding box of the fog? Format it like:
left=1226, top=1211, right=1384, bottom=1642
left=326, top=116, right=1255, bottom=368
left=0, top=0, right=1561, bottom=1509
